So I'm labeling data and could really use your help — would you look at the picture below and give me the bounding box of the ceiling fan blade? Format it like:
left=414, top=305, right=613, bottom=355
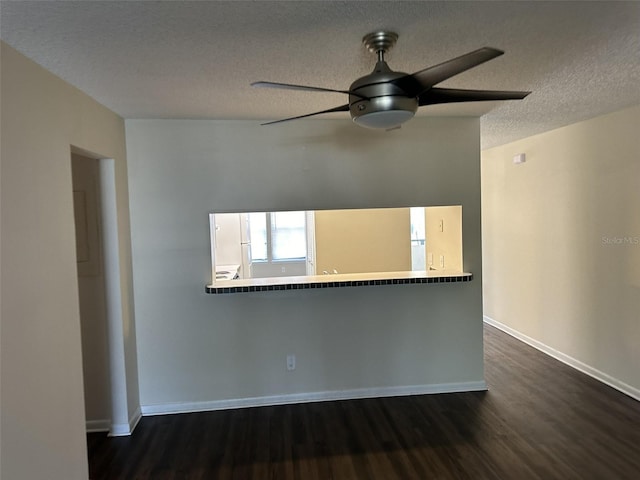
left=252, top=81, right=353, bottom=96
left=394, top=47, right=505, bottom=95
left=419, top=87, right=530, bottom=106
left=260, top=104, right=350, bottom=125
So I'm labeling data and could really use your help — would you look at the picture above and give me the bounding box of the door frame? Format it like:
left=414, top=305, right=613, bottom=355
left=71, top=146, right=136, bottom=436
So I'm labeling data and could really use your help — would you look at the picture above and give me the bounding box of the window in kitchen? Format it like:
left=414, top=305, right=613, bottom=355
left=249, top=211, right=307, bottom=261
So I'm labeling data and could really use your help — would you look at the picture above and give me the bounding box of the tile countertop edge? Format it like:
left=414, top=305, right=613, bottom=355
left=205, top=271, right=473, bottom=294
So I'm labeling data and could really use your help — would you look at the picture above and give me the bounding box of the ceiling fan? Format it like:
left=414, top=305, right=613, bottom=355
left=252, top=31, right=530, bottom=129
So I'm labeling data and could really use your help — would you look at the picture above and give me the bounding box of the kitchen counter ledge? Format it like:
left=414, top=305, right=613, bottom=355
left=206, top=270, right=472, bottom=294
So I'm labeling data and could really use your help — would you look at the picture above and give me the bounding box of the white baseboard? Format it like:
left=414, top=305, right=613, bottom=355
left=108, top=405, right=142, bottom=437
left=129, top=405, right=142, bottom=431
left=483, top=315, right=640, bottom=402
left=141, top=381, right=488, bottom=417
left=86, top=419, right=110, bottom=433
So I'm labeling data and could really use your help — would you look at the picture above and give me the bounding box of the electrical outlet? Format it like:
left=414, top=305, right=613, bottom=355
left=439, top=219, right=444, bottom=232
left=281, top=266, right=286, bottom=273
left=440, top=255, right=445, bottom=268
left=286, top=354, right=296, bottom=371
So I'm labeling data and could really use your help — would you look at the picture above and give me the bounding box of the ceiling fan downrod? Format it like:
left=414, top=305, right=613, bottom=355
left=362, top=31, right=398, bottom=62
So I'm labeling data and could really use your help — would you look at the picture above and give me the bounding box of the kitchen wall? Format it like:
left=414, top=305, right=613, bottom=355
left=0, top=43, right=138, bottom=480
left=252, top=260, right=307, bottom=278
left=426, top=205, right=463, bottom=271
left=482, top=105, right=640, bottom=399
left=125, top=116, right=485, bottom=413
left=314, top=207, right=411, bottom=274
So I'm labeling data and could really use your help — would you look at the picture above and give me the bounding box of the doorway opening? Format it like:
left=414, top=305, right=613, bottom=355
left=71, top=152, right=111, bottom=432
left=71, top=147, right=136, bottom=437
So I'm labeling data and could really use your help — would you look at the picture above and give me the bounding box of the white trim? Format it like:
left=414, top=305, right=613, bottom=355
left=483, top=315, right=640, bottom=402
left=99, top=158, right=130, bottom=433
left=129, top=405, right=142, bottom=432
left=86, top=419, right=110, bottom=433
left=99, top=159, right=142, bottom=438
left=108, top=405, right=142, bottom=437
left=140, top=382, right=488, bottom=416
left=109, top=422, right=132, bottom=437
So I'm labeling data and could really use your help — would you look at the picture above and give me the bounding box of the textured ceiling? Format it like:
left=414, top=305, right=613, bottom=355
left=1, top=1, right=639, bottom=148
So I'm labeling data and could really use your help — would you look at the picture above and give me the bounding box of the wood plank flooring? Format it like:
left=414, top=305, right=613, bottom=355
left=87, top=324, right=640, bottom=479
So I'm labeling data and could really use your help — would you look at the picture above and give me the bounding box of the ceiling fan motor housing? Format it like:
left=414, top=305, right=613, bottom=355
left=349, top=63, right=419, bottom=128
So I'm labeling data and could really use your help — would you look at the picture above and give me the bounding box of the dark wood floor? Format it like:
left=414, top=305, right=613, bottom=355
left=87, top=324, right=640, bottom=479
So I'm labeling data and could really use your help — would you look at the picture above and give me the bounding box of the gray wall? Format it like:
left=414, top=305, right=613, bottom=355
left=125, top=117, right=485, bottom=411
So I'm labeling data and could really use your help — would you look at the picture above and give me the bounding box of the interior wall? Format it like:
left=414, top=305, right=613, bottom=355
left=0, top=42, right=137, bottom=479
left=425, top=205, right=463, bottom=271
left=251, top=260, right=307, bottom=278
left=125, top=116, right=485, bottom=411
left=314, top=207, right=411, bottom=274
left=482, top=105, right=640, bottom=398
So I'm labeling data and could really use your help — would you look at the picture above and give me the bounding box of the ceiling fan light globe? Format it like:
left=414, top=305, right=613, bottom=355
left=353, top=110, right=416, bottom=129
left=349, top=94, right=418, bottom=129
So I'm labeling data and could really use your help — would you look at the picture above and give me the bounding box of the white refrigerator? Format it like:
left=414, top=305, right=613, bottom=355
left=210, top=213, right=252, bottom=279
